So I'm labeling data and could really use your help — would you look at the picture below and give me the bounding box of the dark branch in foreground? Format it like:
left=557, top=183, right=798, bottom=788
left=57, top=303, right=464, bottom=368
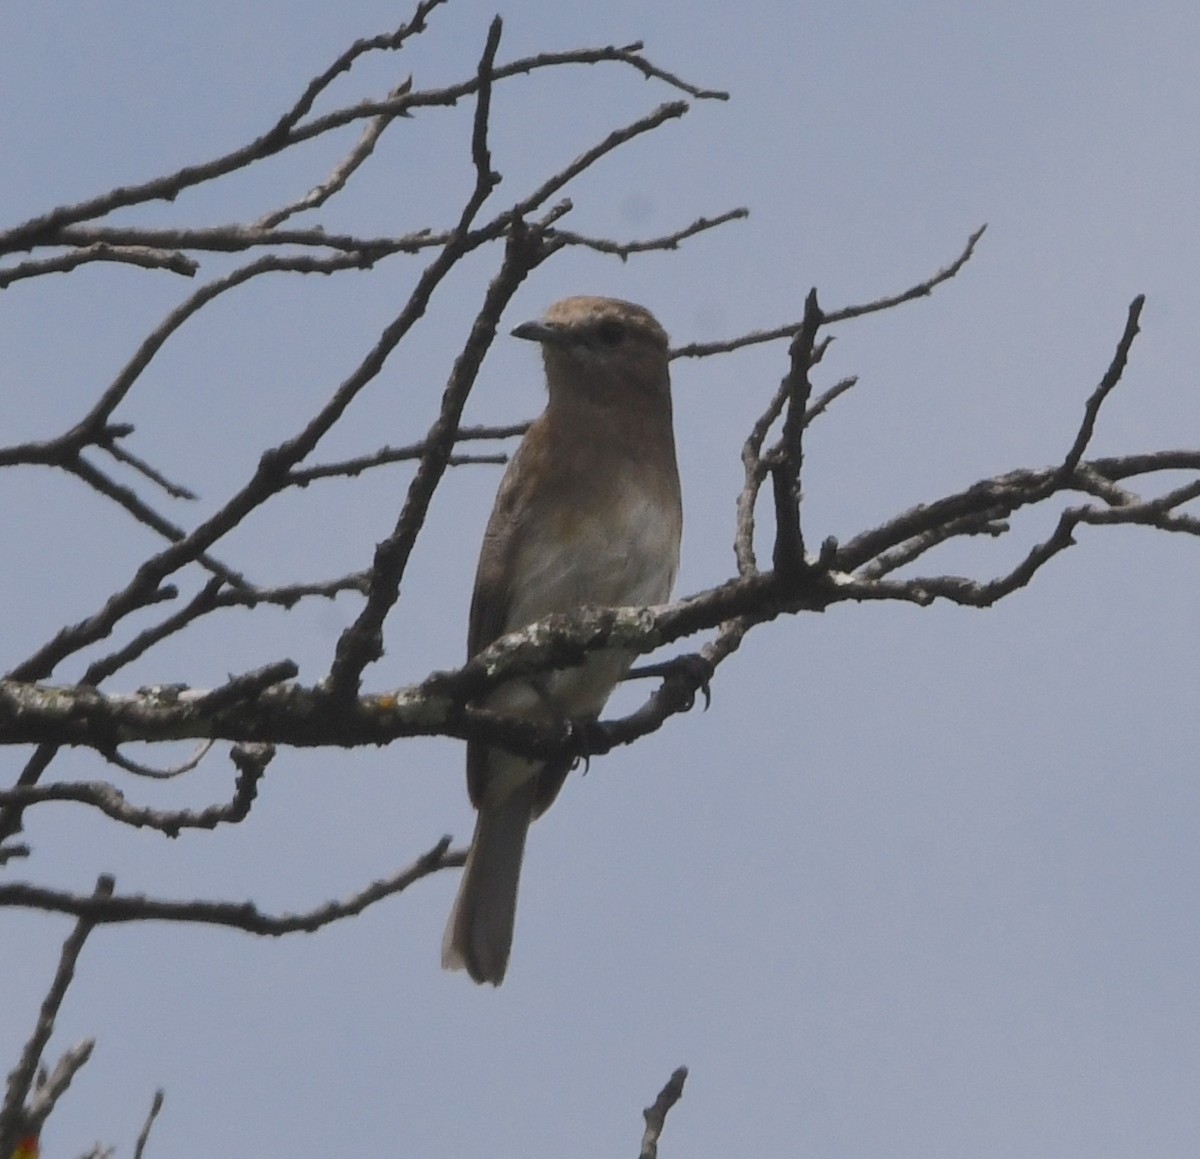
left=2, top=448, right=1188, bottom=760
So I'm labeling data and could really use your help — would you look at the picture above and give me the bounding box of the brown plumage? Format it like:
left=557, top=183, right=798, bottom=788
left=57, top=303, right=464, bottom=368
left=442, top=297, right=682, bottom=984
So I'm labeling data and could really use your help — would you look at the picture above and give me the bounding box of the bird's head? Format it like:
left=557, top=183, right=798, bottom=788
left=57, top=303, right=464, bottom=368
left=512, top=296, right=671, bottom=406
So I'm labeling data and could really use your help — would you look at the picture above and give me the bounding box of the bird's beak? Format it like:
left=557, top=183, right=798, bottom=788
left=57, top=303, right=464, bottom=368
left=511, top=320, right=569, bottom=347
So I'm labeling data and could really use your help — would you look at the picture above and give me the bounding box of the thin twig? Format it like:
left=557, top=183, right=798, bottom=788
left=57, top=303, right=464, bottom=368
left=0, top=748, right=269, bottom=837
left=0, top=877, right=112, bottom=1157
left=552, top=208, right=748, bottom=260
left=191, top=661, right=299, bottom=713
left=133, top=1089, right=165, bottom=1159
left=289, top=423, right=528, bottom=484
left=256, top=79, right=414, bottom=230
left=823, top=224, right=988, bottom=323
left=0, top=29, right=720, bottom=254
left=66, top=456, right=245, bottom=587
left=0, top=245, right=196, bottom=288
left=861, top=509, right=1011, bottom=579
left=0, top=0, right=449, bottom=252
left=804, top=374, right=858, bottom=427
left=1056, top=295, right=1146, bottom=481
left=78, top=251, right=381, bottom=438
left=0, top=840, right=462, bottom=934
left=0, top=745, right=60, bottom=849
left=505, top=102, right=690, bottom=225
left=639, top=1067, right=688, bottom=1159
left=103, top=739, right=216, bottom=780
left=672, top=225, right=986, bottom=359
left=42, top=222, right=437, bottom=258
left=102, top=438, right=197, bottom=501
left=82, top=572, right=368, bottom=687
left=769, top=288, right=823, bottom=575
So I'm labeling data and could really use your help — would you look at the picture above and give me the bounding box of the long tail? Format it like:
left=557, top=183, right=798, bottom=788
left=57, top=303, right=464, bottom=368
left=442, top=784, right=535, bottom=985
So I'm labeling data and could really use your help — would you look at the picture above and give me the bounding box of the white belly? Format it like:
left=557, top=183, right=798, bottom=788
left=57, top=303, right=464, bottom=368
left=489, top=489, right=679, bottom=722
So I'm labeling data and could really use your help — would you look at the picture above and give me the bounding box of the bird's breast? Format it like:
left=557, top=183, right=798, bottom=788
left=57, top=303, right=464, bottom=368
left=506, top=486, right=680, bottom=630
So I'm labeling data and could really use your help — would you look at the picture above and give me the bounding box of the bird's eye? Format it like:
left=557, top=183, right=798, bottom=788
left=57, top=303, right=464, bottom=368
left=595, top=319, right=624, bottom=347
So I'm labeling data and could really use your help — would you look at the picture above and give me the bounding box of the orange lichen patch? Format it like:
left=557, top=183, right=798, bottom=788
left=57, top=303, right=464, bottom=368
left=12, top=1134, right=40, bottom=1159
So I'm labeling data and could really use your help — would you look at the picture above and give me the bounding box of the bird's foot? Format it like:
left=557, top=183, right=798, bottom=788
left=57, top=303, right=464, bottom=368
left=626, top=652, right=714, bottom=712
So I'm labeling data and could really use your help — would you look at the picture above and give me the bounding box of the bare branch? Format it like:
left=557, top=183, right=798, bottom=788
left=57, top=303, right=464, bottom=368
left=101, top=438, right=197, bottom=501
left=804, top=374, right=859, bottom=427
left=0, top=244, right=196, bottom=288
left=0, top=839, right=463, bottom=934
left=0, top=745, right=269, bottom=838
left=327, top=222, right=553, bottom=699
left=1087, top=450, right=1200, bottom=481
left=1079, top=479, right=1200, bottom=534
left=0, top=0, right=449, bottom=251
left=1056, top=294, right=1146, bottom=481
left=769, top=287, right=823, bottom=576
left=551, top=208, right=748, bottom=260
left=861, top=509, right=1011, bottom=580
left=7, top=245, right=461, bottom=681
left=255, top=78, right=414, bottom=230
left=27, top=1039, right=96, bottom=1145
left=823, top=223, right=988, bottom=323
left=66, top=456, right=246, bottom=588
left=506, top=101, right=690, bottom=223
left=103, top=739, right=216, bottom=780
left=42, top=222, right=437, bottom=258
left=902, top=505, right=1087, bottom=607
left=671, top=225, right=986, bottom=359
left=0, top=876, right=112, bottom=1157
left=0, top=746, right=59, bottom=850
left=192, top=661, right=300, bottom=713
left=266, top=0, right=447, bottom=143
left=82, top=573, right=368, bottom=688
left=77, top=251, right=381, bottom=439
left=0, top=28, right=720, bottom=256
left=289, top=422, right=527, bottom=485
left=133, top=1090, right=165, bottom=1159
left=490, top=41, right=727, bottom=101
left=639, top=1066, right=689, bottom=1159
left=282, top=46, right=723, bottom=154
left=457, top=17, right=505, bottom=232
left=3, top=410, right=1196, bottom=760
left=736, top=385, right=787, bottom=576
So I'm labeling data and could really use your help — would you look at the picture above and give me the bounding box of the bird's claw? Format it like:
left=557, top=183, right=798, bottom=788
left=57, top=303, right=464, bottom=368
left=668, top=653, right=714, bottom=712
left=565, top=716, right=605, bottom=774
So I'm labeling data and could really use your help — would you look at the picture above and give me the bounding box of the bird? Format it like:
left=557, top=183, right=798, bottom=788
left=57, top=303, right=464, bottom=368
left=442, top=296, right=683, bottom=985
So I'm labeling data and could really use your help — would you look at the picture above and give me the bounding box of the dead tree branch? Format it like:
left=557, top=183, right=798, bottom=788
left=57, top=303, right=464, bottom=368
left=0, top=838, right=463, bottom=934
left=639, top=1066, right=689, bottom=1159
left=0, top=877, right=112, bottom=1157
left=0, top=5, right=1193, bottom=1151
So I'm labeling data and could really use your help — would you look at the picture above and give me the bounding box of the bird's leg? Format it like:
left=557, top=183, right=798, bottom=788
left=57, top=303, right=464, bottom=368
left=527, top=676, right=604, bottom=773
left=624, top=652, right=714, bottom=711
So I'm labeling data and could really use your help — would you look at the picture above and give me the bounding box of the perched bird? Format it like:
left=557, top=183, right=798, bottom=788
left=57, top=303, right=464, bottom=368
left=442, top=296, right=683, bottom=985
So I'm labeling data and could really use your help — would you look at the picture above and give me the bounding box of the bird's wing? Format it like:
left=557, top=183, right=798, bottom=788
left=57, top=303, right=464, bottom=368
left=465, top=418, right=555, bottom=808
left=467, top=419, right=549, bottom=658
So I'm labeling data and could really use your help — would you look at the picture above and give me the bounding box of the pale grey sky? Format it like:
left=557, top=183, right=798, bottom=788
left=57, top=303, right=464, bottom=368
left=3, top=2, right=1199, bottom=1156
